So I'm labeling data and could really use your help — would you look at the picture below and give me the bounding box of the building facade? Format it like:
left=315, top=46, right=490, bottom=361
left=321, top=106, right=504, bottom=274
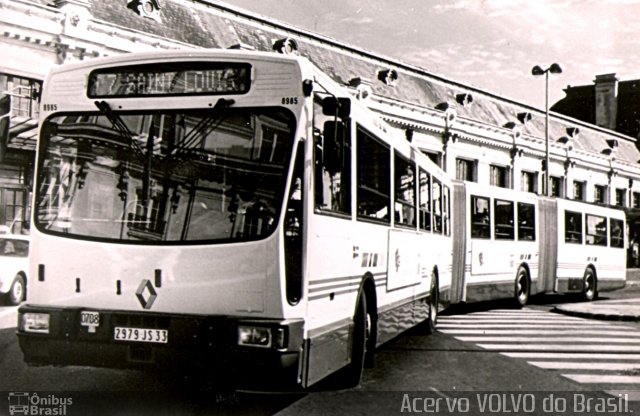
left=2, top=0, right=640, bottom=249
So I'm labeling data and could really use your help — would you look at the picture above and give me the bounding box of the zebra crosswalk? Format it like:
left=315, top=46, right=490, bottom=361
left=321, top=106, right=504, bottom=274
left=437, top=308, right=640, bottom=394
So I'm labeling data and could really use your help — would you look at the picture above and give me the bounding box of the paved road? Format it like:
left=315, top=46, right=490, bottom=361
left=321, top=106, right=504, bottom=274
left=0, top=306, right=18, bottom=330
left=2, top=295, right=639, bottom=415
left=438, top=308, right=640, bottom=395
left=276, top=305, right=640, bottom=415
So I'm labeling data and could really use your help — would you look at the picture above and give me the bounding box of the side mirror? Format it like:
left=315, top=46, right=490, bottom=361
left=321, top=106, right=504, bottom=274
left=322, top=97, right=351, bottom=118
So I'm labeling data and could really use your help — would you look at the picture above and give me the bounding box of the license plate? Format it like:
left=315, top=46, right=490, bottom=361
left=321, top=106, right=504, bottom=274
left=114, top=327, right=168, bottom=344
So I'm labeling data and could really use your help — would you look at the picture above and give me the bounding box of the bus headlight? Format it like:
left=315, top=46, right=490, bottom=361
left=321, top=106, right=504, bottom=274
left=20, top=312, right=50, bottom=334
left=237, top=325, right=286, bottom=349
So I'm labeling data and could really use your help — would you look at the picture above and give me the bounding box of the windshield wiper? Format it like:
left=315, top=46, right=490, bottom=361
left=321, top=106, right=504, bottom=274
left=94, top=100, right=147, bottom=162
left=169, top=98, right=235, bottom=160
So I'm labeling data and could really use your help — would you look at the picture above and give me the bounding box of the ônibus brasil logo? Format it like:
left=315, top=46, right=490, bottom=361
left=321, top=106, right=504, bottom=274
left=8, top=392, right=73, bottom=415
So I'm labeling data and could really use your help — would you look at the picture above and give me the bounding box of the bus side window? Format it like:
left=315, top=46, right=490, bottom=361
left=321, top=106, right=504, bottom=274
left=517, top=202, right=536, bottom=241
left=443, top=185, right=451, bottom=236
left=494, top=199, right=514, bottom=240
left=470, top=195, right=490, bottom=239
left=585, top=214, right=607, bottom=246
left=432, top=179, right=443, bottom=233
left=313, top=95, right=351, bottom=215
left=565, top=210, right=583, bottom=244
left=418, top=169, right=431, bottom=231
left=610, top=218, right=624, bottom=248
left=356, top=126, right=390, bottom=222
left=394, top=152, right=416, bottom=227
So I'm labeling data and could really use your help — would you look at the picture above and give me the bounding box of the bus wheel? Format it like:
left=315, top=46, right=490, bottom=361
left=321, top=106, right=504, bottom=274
left=514, top=267, right=530, bottom=308
left=425, top=275, right=439, bottom=334
left=8, top=275, right=25, bottom=305
left=582, top=268, right=597, bottom=301
left=343, top=292, right=369, bottom=387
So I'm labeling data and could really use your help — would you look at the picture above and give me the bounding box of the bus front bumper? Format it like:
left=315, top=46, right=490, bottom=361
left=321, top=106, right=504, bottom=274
left=17, top=305, right=304, bottom=385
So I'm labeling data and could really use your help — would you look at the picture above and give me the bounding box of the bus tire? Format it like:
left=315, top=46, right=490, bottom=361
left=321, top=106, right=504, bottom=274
left=343, top=291, right=370, bottom=387
left=582, top=267, right=597, bottom=301
left=8, top=274, right=25, bottom=305
left=425, top=274, right=439, bottom=334
left=514, top=266, right=530, bottom=308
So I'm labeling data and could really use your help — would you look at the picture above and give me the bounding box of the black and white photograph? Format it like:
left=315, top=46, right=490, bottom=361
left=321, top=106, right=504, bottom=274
left=1, top=1, right=640, bottom=414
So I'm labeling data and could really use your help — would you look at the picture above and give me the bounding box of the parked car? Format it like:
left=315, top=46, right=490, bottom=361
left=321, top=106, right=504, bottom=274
left=0, top=234, right=29, bottom=305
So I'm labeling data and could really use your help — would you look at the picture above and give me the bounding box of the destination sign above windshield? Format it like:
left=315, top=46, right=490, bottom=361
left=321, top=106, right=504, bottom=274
left=87, top=62, right=251, bottom=98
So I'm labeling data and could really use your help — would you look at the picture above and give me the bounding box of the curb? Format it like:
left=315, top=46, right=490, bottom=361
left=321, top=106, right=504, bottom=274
left=552, top=306, right=640, bottom=322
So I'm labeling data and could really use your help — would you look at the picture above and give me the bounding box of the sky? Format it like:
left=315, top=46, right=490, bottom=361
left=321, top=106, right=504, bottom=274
left=219, top=0, right=640, bottom=109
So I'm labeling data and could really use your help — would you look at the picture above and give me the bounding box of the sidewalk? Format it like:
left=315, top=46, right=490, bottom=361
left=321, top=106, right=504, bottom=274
left=554, top=298, right=640, bottom=321
left=553, top=269, right=640, bottom=321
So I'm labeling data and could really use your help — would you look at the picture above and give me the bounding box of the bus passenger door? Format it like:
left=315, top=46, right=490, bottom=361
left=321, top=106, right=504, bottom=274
left=302, top=94, right=355, bottom=386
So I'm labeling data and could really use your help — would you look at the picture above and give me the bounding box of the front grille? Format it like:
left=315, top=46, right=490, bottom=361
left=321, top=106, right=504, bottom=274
left=112, top=313, right=171, bottom=329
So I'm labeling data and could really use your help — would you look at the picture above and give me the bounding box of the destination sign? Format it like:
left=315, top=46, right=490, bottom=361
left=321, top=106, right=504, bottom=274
left=87, top=62, right=251, bottom=98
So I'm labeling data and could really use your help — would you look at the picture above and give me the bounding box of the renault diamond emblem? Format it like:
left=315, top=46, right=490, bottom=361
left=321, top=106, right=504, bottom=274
left=136, top=279, right=157, bottom=309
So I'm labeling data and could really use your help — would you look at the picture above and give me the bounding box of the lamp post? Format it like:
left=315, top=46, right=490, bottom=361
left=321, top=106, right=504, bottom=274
left=532, top=63, right=562, bottom=196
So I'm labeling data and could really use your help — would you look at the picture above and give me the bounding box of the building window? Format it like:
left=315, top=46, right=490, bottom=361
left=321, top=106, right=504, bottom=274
left=594, top=185, right=607, bottom=204
left=633, top=192, right=640, bottom=208
left=550, top=176, right=563, bottom=197
left=456, top=158, right=476, bottom=182
left=422, top=150, right=442, bottom=168
left=521, top=171, right=538, bottom=193
left=573, top=181, right=585, bottom=201
left=616, top=188, right=627, bottom=207
left=490, top=164, right=509, bottom=188
left=2, top=188, right=28, bottom=234
left=0, top=73, right=41, bottom=119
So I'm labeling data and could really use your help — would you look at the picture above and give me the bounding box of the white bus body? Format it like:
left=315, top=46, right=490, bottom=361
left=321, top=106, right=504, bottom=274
left=452, top=181, right=626, bottom=305
left=451, top=181, right=540, bottom=305
left=546, top=198, right=626, bottom=298
left=17, top=49, right=452, bottom=388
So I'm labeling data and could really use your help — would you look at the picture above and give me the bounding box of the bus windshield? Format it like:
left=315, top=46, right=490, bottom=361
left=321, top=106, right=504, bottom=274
left=35, top=106, right=296, bottom=243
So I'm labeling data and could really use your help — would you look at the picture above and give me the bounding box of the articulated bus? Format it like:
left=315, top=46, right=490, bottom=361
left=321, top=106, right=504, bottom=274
left=16, top=48, right=626, bottom=389
left=451, top=181, right=626, bottom=306
left=17, top=49, right=453, bottom=388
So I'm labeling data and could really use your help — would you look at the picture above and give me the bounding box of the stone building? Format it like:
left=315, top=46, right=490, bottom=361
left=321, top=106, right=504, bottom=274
left=2, top=0, right=640, bottom=245
left=552, top=73, right=640, bottom=146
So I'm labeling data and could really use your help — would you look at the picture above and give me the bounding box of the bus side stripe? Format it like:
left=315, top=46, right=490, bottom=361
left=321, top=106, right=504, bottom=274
left=308, top=272, right=388, bottom=300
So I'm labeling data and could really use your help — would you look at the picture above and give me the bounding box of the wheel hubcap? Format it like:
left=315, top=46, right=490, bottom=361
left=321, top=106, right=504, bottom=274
left=517, top=274, right=527, bottom=302
left=364, top=312, right=372, bottom=341
left=12, top=282, right=23, bottom=300
left=585, top=274, right=594, bottom=298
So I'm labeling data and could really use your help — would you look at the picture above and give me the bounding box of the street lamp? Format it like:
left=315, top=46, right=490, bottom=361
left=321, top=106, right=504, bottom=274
left=532, top=63, right=562, bottom=196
